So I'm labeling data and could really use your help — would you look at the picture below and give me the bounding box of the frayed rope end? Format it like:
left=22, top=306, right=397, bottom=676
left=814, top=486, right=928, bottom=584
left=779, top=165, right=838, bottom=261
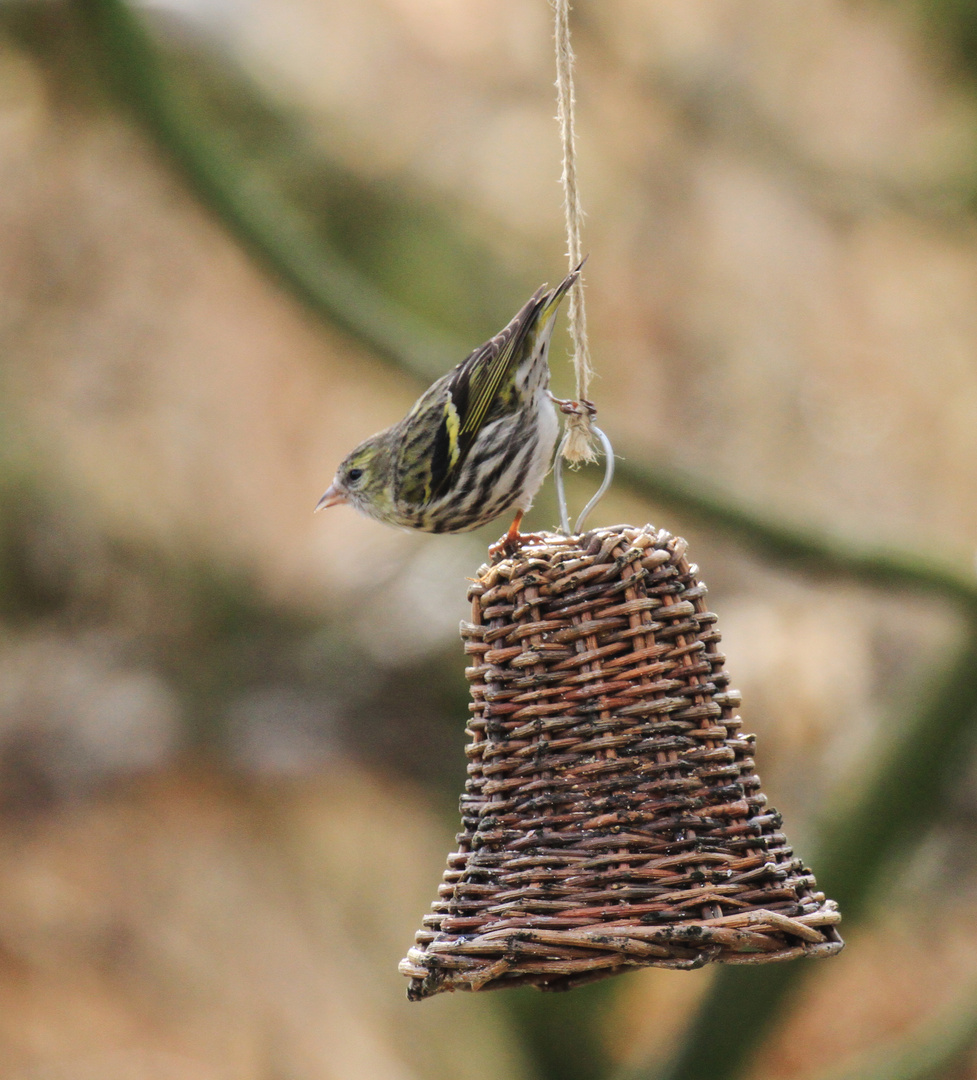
left=560, top=401, right=600, bottom=467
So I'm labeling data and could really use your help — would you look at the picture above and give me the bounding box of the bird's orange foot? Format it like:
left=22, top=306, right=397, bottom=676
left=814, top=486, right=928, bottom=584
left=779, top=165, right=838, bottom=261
left=489, top=530, right=550, bottom=560
left=488, top=510, right=540, bottom=560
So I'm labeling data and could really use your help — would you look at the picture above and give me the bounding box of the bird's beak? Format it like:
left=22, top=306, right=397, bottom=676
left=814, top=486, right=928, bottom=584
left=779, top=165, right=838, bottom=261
left=314, top=482, right=348, bottom=512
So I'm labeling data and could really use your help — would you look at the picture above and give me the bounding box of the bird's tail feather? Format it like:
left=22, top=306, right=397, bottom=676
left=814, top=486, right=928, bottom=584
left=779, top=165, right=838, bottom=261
left=536, top=256, right=587, bottom=328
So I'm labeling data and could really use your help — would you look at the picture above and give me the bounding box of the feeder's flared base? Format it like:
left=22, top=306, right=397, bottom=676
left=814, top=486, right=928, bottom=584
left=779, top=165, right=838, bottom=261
left=401, top=902, right=842, bottom=1000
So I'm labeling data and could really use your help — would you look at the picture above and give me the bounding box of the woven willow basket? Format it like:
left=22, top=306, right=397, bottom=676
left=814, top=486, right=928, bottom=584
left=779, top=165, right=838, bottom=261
left=400, top=524, right=842, bottom=999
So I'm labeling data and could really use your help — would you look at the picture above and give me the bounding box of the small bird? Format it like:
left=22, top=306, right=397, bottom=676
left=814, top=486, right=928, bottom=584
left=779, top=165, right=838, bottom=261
left=316, top=264, right=582, bottom=544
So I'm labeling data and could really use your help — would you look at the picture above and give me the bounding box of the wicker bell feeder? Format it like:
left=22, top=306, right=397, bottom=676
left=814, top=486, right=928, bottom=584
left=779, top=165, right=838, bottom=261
left=399, top=519, right=843, bottom=1000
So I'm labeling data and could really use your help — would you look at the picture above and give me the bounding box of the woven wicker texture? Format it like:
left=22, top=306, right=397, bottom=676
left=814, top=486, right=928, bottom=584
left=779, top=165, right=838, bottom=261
left=400, top=524, right=842, bottom=999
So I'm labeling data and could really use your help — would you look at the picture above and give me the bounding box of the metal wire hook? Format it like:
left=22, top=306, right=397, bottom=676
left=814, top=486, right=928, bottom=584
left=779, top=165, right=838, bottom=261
left=553, top=425, right=615, bottom=535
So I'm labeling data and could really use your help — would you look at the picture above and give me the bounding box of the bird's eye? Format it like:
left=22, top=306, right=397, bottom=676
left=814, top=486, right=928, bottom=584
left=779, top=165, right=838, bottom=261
left=347, top=467, right=364, bottom=484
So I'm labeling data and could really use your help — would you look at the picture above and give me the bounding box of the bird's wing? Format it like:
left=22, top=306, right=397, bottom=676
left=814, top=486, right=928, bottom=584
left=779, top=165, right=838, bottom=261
left=395, top=265, right=581, bottom=508
left=392, top=298, right=540, bottom=508
left=448, top=263, right=579, bottom=450
left=425, top=290, right=546, bottom=499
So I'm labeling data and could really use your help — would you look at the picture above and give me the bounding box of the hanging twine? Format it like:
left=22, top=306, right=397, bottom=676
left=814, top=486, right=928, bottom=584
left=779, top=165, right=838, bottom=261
left=554, top=0, right=598, bottom=466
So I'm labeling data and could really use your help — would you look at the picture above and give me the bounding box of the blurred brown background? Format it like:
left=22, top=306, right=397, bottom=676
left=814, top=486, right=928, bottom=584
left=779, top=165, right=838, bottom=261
left=1, top=0, right=977, bottom=1077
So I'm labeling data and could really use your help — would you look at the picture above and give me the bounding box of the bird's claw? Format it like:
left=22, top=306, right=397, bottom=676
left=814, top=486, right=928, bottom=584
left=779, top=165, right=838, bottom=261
left=489, top=530, right=549, bottom=561
left=490, top=509, right=545, bottom=559
left=549, top=394, right=597, bottom=419
left=488, top=535, right=516, bottom=560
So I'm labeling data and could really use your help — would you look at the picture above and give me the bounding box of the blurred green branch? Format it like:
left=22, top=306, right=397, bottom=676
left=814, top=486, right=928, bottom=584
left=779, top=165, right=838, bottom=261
left=617, top=456, right=977, bottom=615
left=915, top=0, right=977, bottom=90
left=63, top=3, right=977, bottom=1079
left=70, top=0, right=459, bottom=383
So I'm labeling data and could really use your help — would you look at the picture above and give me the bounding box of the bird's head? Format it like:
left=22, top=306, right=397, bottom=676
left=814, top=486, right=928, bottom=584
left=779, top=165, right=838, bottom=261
left=315, top=433, right=397, bottom=523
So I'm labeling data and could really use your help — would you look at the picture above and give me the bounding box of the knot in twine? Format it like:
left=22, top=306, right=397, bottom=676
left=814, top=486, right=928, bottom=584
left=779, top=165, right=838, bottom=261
left=560, top=399, right=598, bottom=468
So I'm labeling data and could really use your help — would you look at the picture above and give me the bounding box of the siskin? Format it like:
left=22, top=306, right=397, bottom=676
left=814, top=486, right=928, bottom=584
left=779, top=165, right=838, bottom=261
left=316, top=264, right=581, bottom=543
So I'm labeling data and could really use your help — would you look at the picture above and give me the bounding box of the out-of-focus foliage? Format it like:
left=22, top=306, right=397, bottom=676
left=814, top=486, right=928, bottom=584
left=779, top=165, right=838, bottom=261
left=916, top=0, right=977, bottom=84
left=3, top=1, right=977, bottom=1079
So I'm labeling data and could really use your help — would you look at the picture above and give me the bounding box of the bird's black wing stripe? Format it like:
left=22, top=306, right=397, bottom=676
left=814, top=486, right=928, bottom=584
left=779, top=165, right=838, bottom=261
left=428, top=290, right=547, bottom=501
